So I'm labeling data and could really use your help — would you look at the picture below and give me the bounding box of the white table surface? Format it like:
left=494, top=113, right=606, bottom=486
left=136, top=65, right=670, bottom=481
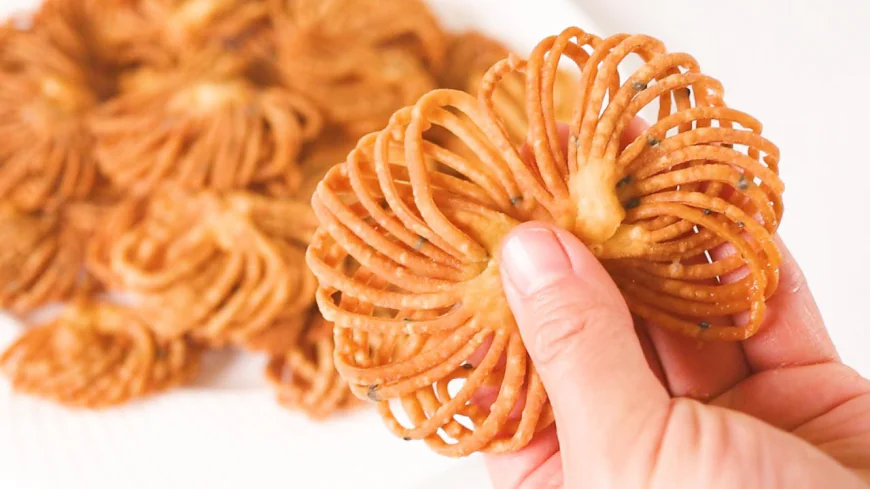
left=1, top=1, right=868, bottom=488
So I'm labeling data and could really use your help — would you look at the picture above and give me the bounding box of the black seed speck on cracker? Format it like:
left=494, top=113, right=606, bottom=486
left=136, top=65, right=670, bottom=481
left=461, top=363, right=473, bottom=370
left=702, top=209, right=712, bottom=215
left=624, top=198, right=641, bottom=210
left=632, top=81, right=648, bottom=91
left=367, top=385, right=381, bottom=402
left=737, top=221, right=745, bottom=228
left=647, top=136, right=660, bottom=147
left=736, top=174, right=749, bottom=191
left=699, top=321, right=711, bottom=329
left=616, top=175, right=632, bottom=188
left=509, top=195, right=523, bottom=206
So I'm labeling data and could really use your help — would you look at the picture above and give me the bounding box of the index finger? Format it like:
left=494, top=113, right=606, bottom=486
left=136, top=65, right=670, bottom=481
left=728, top=235, right=839, bottom=371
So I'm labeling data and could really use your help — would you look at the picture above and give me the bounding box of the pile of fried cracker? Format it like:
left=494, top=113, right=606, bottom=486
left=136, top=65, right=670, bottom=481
left=0, top=0, right=538, bottom=417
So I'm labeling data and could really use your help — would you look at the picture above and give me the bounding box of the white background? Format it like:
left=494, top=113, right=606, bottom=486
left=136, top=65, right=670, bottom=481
left=1, top=1, right=868, bottom=488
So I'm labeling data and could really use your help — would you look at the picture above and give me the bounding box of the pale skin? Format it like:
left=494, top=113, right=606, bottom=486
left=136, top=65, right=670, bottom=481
left=486, top=121, right=870, bottom=488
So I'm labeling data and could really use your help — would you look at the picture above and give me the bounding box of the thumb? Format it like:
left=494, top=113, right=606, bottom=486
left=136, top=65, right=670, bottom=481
left=499, top=222, right=668, bottom=469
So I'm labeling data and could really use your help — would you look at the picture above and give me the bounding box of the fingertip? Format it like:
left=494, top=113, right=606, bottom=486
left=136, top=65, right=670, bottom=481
left=499, top=223, right=575, bottom=299
left=498, top=219, right=664, bottom=395
left=500, top=222, right=625, bottom=312
left=620, top=117, right=651, bottom=150
left=518, top=123, right=571, bottom=166
left=484, top=425, right=560, bottom=489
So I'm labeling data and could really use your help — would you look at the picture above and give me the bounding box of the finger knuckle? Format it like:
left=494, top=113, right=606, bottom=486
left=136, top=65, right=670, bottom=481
left=648, top=399, right=764, bottom=489
left=525, top=280, right=624, bottom=366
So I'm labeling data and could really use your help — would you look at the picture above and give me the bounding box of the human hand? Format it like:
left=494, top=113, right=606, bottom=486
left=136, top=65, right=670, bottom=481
left=486, top=126, right=870, bottom=488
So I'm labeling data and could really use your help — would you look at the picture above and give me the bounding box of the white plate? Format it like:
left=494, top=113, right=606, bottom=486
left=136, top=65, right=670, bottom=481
left=0, top=1, right=601, bottom=488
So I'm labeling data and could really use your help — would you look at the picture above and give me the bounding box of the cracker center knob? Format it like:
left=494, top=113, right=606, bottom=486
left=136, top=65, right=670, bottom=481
left=568, top=157, right=624, bottom=245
